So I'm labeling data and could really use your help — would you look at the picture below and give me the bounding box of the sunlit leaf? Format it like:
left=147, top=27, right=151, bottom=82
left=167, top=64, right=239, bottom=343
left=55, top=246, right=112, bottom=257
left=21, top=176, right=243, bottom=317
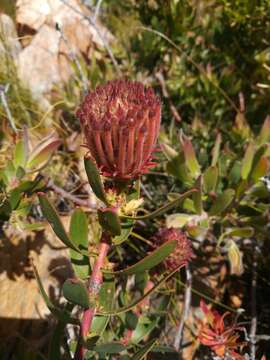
left=38, top=193, right=80, bottom=252
left=108, top=240, right=177, bottom=275
left=84, top=157, right=108, bottom=205
left=241, top=142, right=255, bottom=180
left=203, top=166, right=218, bottom=193
left=27, top=134, right=61, bottom=169
left=69, top=209, right=90, bottom=279
left=180, top=136, right=200, bottom=178
left=14, top=139, right=27, bottom=168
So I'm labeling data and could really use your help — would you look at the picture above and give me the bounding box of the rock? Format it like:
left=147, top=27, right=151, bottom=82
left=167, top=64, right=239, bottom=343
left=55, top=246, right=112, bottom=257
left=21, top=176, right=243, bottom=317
left=0, top=222, right=73, bottom=339
left=0, top=13, right=21, bottom=61
left=16, top=0, right=114, bottom=98
left=17, top=24, right=62, bottom=97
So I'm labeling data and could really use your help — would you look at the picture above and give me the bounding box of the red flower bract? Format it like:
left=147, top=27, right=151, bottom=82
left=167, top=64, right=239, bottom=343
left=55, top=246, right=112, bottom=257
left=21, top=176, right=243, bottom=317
left=152, top=228, right=193, bottom=270
left=198, top=300, right=246, bottom=360
left=77, top=80, right=161, bottom=180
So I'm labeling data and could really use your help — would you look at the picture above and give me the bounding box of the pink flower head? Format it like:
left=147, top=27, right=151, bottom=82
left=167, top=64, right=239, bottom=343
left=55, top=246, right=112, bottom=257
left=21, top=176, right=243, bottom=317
left=77, top=80, right=161, bottom=180
left=152, top=228, right=193, bottom=270
left=198, top=300, right=246, bottom=359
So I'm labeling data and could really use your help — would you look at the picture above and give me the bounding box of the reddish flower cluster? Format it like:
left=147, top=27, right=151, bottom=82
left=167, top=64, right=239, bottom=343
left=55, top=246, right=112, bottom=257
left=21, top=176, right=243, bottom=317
left=77, top=80, right=161, bottom=180
left=198, top=300, right=246, bottom=359
left=152, top=228, right=193, bottom=270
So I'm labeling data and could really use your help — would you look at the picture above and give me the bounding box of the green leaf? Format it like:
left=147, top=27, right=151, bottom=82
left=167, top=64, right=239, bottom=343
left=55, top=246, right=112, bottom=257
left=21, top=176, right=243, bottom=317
left=208, top=189, right=235, bottom=216
left=91, top=316, right=109, bottom=336
left=193, top=176, right=202, bottom=215
left=84, top=157, right=108, bottom=205
left=126, top=312, right=138, bottom=330
left=99, top=275, right=115, bottom=311
left=161, top=143, right=178, bottom=160
left=211, top=132, right=221, bottom=166
left=166, top=213, right=193, bottom=228
left=227, top=240, right=243, bottom=276
left=257, top=115, right=270, bottom=145
left=218, top=227, right=254, bottom=246
left=203, top=166, right=218, bottom=193
left=32, top=262, right=55, bottom=313
left=93, top=342, right=126, bottom=354
left=251, top=156, right=269, bottom=182
left=63, top=279, right=90, bottom=308
left=14, top=139, right=27, bottom=168
left=48, top=321, right=65, bottom=360
left=229, top=160, right=242, bottom=185
left=180, top=136, right=200, bottom=178
left=98, top=208, right=121, bottom=236
left=131, top=339, right=157, bottom=360
left=167, top=153, right=193, bottom=185
left=27, top=135, right=61, bottom=169
left=69, top=209, right=90, bottom=279
left=113, top=218, right=134, bottom=245
left=110, top=240, right=177, bottom=275
left=38, top=193, right=80, bottom=253
left=241, top=142, right=255, bottom=180
left=131, top=317, right=158, bottom=344
left=122, top=189, right=197, bottom=220
left=9, top=188, right=21, bottom=210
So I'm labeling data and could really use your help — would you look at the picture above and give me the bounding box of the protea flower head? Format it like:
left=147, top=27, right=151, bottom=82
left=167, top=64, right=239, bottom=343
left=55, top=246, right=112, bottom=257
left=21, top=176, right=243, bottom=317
left=77, top=80, right=161, bottom=180
left=152, top=228, right=193, bottom=270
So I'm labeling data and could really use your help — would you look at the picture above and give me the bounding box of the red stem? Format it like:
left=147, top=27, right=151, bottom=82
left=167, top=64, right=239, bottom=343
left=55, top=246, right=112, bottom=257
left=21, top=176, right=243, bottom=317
left=74, top=233, right=110, bottom=360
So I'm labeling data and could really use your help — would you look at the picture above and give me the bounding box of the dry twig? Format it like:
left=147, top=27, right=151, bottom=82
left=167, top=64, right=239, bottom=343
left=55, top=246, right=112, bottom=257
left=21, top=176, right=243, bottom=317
left=174, top=265, right=192, bottom=351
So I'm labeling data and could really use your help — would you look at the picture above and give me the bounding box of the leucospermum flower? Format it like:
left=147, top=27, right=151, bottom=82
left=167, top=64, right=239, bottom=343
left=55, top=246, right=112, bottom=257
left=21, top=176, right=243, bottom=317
left=77, top=80, right=161, bottom=180
left=152, top=228, right=193, bottom=270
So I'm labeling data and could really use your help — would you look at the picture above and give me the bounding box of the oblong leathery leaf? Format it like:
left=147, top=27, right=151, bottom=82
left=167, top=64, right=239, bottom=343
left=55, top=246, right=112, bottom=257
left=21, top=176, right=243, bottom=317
left=108, top=240, right=177, bottom=275
left=251, top=156, right=269, bottom=182
left=193, top=176, right=202, bottom=215
left=113, top=218, right=134, bottom=245
left=131, top=339, right=157, bottom=360
left=203, top=166, right=218, bottom=193
left=98, top=208, right=121, bottom=236
left=14, top=139, right=27, bottom=168
left=180, top=136, right=200, bottom=178
left=27, top=136, right=61, bottom=169
left=218, top=226, right=255, bottom=246
left=69, top=209, right=90, bottom=279
left=84, top=157, right=108, bottom=205
left=93, top=342, right=126, bottom=354
left=38, top=193, right=80, bottom=253
left=241, top=142, right=255, bottom=180
left=121, top=189, right=197, bottom=220
left=208, top=189, right=235, bottom=216
left=63, top=278, right=90, bottom=308
left=131, top=317, right=158, bottom=344
left=211, top=132, right=221, bottom=166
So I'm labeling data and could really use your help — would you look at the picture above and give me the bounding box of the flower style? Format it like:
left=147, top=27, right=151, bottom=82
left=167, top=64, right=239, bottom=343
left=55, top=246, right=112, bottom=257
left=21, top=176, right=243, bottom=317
left=152, top=228, right=193, bottom=270
left=198, top=300, right=246, bottom=360
left=77, top=80, right=161, bottom=180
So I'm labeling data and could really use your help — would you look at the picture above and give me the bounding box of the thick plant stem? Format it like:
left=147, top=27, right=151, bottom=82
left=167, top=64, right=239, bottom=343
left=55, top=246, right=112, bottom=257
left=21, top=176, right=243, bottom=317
left=74, top=232, right=110, bottom=360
